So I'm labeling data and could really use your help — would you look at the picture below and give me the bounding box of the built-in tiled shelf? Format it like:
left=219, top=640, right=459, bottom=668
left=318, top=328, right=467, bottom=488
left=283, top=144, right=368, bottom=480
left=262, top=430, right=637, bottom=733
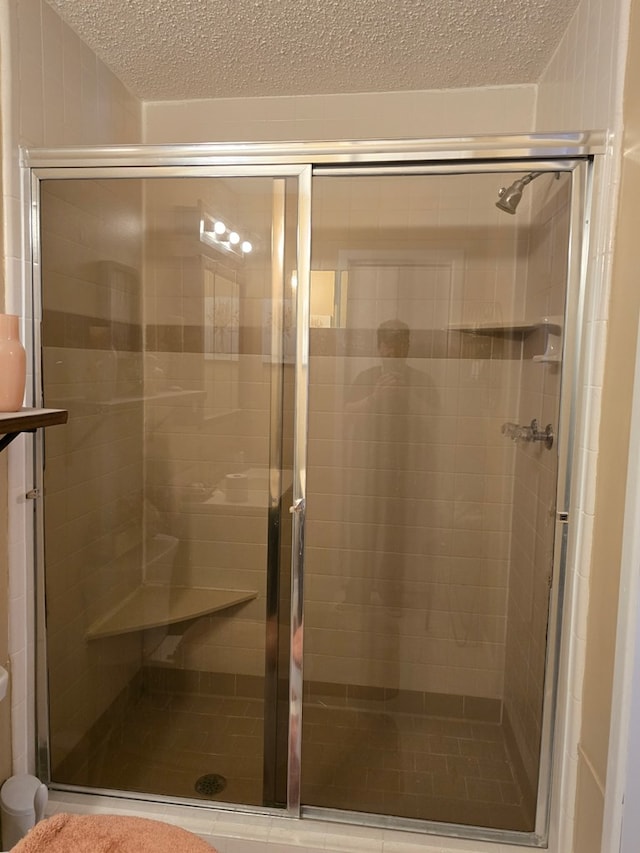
left=86, top=585, right=257, bottom=640
left=101, top=389, right=205, bottom=407
left=449, top=321, right=538, bottom=336
left=0, top=407, right=68, bottom=452
left=450, top=317, right=563, bottom=362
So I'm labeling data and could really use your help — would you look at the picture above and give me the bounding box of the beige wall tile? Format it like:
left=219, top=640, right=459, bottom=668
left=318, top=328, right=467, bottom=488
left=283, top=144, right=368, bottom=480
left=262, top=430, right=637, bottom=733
left=536, top=0, right=621, bottom=132
left=144, top=87, right=536, bottom=144
left=501, top=179, right=571, bottom=794
left=303, top=173, right=525, bottom=699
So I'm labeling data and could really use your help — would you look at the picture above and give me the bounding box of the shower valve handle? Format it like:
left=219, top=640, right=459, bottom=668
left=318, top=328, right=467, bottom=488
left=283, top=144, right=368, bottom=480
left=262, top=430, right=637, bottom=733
left=502, top=419, right=554, bottom=449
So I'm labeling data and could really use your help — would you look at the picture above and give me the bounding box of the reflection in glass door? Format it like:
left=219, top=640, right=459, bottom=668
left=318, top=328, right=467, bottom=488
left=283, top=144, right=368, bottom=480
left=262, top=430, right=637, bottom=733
left=34, top=150, right=584, bottom=844
left=302, top=170, right=572, bottom=833
left=38, top=171, right=301, bottom=807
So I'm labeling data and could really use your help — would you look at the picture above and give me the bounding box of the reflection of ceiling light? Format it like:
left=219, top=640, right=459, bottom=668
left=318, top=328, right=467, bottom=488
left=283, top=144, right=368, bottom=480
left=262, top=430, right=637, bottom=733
left=241, top=241, right=253, bottom=253
left=228, top=231, right=240, bottom=245
left=213, top=220, right=226, bottom=235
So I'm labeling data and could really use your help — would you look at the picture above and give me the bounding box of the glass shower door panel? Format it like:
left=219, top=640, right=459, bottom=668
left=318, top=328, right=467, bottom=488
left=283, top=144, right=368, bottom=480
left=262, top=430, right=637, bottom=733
left=302, top=171, right=571, bottom=832
left=40, top=174, right=297, bottom=807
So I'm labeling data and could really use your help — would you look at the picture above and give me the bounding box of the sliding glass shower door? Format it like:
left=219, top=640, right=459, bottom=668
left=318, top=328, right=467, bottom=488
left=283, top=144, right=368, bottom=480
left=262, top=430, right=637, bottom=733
left=302, top=169, right=574, bottom=834
left=32, top=144, right=588, bottom=846
left=37, top=168, right=305, bottom=808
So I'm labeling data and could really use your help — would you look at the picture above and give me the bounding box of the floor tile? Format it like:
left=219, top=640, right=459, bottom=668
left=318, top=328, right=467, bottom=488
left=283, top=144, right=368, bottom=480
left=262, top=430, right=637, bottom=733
left=53, top=685, right=534, bottom=832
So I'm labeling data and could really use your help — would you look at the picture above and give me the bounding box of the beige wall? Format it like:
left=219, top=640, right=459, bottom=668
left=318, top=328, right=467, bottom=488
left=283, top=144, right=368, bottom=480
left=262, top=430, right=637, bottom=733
left=143, top=86, right=536, bottom=144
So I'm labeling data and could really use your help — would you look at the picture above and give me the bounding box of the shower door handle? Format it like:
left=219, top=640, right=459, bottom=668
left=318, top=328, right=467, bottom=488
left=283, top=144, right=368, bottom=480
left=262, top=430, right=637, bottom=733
left=289, top=497, right=306, bottom=577
left=289, top=498, right=305, bottom=515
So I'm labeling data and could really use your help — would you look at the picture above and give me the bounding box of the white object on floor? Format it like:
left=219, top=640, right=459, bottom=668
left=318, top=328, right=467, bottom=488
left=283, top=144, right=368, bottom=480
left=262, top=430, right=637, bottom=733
left=0, top=774, right=48, bottom=850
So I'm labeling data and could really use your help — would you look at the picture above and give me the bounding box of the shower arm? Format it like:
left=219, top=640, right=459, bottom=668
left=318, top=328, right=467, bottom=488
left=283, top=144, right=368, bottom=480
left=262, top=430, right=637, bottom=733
left=520, top=171, right=543, bottom=188
left=495, top=170, right=559, bottom=214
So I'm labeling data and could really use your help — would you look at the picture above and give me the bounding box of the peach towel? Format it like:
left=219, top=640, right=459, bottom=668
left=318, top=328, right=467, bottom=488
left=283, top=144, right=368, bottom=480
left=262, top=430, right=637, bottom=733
left=10, top=812, right=217, bottom=852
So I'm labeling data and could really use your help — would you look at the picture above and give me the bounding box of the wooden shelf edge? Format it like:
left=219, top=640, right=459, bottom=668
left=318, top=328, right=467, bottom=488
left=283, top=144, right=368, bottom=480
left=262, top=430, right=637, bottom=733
left=0, top=407, right=68, bottom=435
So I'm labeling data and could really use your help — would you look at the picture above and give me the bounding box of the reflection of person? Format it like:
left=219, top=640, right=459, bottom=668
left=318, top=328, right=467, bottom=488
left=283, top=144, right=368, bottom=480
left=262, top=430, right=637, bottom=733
left=342, top=320, right=437, bottom=612
left=346, top=320, right=415, bottom=414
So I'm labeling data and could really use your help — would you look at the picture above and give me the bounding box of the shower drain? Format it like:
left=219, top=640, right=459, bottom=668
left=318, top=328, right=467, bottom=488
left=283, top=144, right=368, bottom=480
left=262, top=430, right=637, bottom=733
left=195, top=773, right=227, bottom=797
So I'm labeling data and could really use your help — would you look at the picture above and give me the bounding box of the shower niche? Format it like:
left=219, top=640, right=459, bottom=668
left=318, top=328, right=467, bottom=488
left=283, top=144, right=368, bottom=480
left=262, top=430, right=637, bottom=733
left=32, top=144, right=587, bottom=847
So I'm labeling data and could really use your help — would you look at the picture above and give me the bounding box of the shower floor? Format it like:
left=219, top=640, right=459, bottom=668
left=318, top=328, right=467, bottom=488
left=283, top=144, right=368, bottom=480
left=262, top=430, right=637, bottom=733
left=55, top=680, right=533, bottom=833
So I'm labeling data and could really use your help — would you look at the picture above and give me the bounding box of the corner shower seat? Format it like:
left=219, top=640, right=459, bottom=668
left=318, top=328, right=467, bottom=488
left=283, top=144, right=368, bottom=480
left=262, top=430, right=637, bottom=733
left=85, top=585, right=257, bottom=640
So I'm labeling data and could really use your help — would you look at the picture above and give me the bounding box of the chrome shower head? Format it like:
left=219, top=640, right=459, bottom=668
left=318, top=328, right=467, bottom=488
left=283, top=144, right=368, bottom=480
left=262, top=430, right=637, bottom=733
left=496, top=171, right=544, bottom=214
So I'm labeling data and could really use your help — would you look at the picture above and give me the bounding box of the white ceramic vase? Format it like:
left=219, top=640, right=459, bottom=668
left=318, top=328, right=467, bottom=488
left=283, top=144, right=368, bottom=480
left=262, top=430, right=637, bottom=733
left=0, top=314, right=26, bottom=412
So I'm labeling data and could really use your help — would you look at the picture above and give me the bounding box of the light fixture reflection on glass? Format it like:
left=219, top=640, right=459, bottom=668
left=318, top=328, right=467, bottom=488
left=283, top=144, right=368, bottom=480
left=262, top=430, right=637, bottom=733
left=200, top=211, right=255, bottom=259
left=290, top=271, right=298, bottom=291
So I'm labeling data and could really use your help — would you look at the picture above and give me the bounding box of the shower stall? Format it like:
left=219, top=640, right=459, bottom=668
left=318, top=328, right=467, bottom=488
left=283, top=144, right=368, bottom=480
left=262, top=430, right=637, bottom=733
left=29, top=136, right=593, bottom=846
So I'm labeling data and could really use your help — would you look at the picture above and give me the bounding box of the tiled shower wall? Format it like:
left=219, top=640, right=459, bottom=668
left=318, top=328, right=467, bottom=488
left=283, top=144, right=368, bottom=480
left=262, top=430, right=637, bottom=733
left=136, top=170, right=535, bottom=703
left=40, top=168, right=569, bottom=781
left=303, top=173, right=526, bottom=701
left=502, top=174, right=572, bottom=803
left=41, top=178, right=145, bottom=768
left=139, top=177, right=296, bottom=678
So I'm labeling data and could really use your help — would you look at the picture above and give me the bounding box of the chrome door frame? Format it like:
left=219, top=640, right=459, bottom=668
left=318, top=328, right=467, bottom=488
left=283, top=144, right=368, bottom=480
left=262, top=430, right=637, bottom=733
left=26, top=134, right=599, bottom=846
left=25, top=132, right=602, bottom=169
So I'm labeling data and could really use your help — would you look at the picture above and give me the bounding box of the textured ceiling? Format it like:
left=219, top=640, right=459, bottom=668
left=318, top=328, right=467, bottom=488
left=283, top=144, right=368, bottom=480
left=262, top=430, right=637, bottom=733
left=44, top=0, right=580, bottom=101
